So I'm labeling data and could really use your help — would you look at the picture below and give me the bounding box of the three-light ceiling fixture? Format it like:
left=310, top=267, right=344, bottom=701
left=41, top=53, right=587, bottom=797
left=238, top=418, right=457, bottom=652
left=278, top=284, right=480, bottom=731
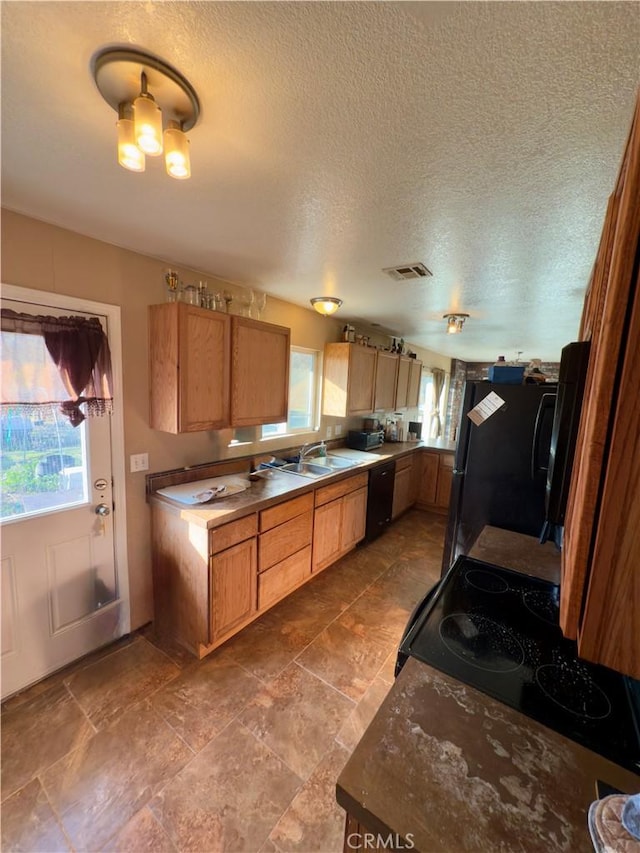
left=92, top=48, right=200, bottom=180
left=443, top=313, right=470, bottom=334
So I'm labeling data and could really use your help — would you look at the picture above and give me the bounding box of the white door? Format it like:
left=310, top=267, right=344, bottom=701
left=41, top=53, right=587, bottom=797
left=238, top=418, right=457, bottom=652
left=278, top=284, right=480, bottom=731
left=1, top=293, right=127, bottom=699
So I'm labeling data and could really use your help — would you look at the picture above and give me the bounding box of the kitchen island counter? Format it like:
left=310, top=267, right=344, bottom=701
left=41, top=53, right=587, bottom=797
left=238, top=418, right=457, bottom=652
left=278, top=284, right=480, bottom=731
left=337, top=656, right=640, bottom=852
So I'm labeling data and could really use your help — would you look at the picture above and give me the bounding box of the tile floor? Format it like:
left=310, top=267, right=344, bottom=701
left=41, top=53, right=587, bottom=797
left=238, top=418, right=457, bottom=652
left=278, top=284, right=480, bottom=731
left=1, top=509, right=445, bottom=853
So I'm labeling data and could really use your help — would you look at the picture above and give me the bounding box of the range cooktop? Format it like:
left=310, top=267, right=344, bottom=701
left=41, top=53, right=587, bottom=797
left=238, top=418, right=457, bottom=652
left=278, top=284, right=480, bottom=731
left=399, top=556, right=640, bottom=773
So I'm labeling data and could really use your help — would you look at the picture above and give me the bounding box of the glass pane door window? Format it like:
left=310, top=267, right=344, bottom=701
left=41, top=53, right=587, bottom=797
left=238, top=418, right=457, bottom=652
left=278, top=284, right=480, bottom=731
left=1, top=405, right=89, bottom=521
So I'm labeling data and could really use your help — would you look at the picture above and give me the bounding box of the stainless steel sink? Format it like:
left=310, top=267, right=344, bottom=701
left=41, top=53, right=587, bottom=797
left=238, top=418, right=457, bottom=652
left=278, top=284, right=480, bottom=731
left=278, top=454, right=359, bottom=479
left=279, top=461, right=334, bottom=479
left=324, top=455, right=358, bottom=469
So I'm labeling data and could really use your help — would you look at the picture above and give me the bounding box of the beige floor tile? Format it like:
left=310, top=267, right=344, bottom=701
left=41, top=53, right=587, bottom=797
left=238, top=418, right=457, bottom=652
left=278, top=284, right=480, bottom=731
left=240, top=663, right=354, bottom=780
left=102, top=806, right=176, bottom=852
left=40, top=701, right=192, bottom=851
left=297, top=621, right=389, bottom=701
left=149, top=719, right=302, bottom=852
left=269, top=743, right=350, bottom=853
left=336, top=677, right=392, bottom=751
left=0, top=778, right=70, bottom=852
left=1, top=684, right=95, bottom=801
left=370, top=561, right=434, bottom=611
left=151, top=658, right=262, bottom=751
left=64, top=636, right=180, bottom=729
left=0, top=635, right=137, bottom=716
left=338, top=586, right=411, bottom=649
left=223, top=592, right=344, bottom=682
left=378, top=649, right=399, bottom=685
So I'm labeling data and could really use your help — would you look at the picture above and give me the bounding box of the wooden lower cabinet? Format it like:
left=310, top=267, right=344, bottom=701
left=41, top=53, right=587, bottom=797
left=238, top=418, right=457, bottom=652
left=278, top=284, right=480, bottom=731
left=392, top=455, right=416, bottom=519
left=342, top=487, right=367, bottom=551
left=312, top=498, right=344, bottom=572
left=312, top=472, right=368, bottom=573
left=416, top=450, right=454, bottom=513
left=152, top=469, right=369, bottom=658
left=210, top=538, right=257, bottom=641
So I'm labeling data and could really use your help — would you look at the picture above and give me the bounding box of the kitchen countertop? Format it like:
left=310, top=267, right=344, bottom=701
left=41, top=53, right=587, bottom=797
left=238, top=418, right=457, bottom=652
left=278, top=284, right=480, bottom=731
left=469, top=525, right=561, bottom=585
left=336, top=657, right=640, bottom=852
left=149, top=439, right=455, bottom=529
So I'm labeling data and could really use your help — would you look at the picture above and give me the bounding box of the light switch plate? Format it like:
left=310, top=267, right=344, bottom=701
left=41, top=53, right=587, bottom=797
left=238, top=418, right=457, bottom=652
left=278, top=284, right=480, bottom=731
left=335, top=424, right=343, bottom=436
left=130, top=453, right=149, bottom=473
left=326, top=426, right=333, bottom=438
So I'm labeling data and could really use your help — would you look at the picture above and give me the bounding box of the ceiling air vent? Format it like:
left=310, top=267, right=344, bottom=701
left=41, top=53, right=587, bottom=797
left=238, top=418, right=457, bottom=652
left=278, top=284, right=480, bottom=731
left=383, top=262, right=433, bottom=282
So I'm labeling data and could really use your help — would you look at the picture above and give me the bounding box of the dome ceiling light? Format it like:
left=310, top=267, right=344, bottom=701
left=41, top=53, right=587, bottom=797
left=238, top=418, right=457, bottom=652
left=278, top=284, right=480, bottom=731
left=92, top=47, right=200, bottom=180
left=310, top=296, right=343, bottom=316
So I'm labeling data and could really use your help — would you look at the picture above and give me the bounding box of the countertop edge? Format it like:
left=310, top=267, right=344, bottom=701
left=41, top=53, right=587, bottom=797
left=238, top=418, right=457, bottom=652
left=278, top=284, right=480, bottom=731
left=149, top=441, right=455, bottom=529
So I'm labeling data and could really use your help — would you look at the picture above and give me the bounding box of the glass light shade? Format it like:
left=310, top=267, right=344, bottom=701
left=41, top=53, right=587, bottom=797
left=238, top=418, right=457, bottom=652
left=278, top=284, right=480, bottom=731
left=134, top=94, right=163, bottom=156
left=446, top=318, right=459, bottom=334
left=116, top=118, right=145, bottom=172
left=310, top=296, right=342, bottom=316
left=164, top=125, right=191, bottom=179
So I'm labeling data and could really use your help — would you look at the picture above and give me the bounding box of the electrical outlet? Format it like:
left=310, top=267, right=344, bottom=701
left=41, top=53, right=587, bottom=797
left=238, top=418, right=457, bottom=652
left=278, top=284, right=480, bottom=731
left=130, top=453, right=149, bottom=473
left=326, top=426, right=333, bottom=438
left=335, top=424, right=343, bottom=436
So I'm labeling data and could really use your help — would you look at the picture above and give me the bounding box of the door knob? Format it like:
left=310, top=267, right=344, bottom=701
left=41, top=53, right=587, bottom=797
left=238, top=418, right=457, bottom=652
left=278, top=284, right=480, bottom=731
left=95, top=503, right=111, bottom=517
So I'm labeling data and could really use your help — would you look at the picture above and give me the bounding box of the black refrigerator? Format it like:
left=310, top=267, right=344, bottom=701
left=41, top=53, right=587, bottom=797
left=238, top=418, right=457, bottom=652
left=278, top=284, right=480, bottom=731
left=441, top=382, right=557, bottom=572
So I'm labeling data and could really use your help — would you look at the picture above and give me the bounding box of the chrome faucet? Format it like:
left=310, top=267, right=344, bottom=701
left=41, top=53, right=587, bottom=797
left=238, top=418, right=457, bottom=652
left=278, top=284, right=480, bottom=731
left=298, top=441, right=326, bottom=462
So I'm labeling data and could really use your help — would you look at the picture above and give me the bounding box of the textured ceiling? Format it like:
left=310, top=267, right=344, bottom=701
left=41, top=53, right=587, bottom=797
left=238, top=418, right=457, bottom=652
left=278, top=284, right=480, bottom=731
left=2, top=1, right=639, bottom=360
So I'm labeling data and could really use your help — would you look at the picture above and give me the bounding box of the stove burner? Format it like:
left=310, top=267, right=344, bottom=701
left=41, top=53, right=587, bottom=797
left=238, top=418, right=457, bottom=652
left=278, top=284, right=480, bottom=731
left=535, top=664, right=612, bottom=720
left=465, top=570, right=509, bottom=594
left=439, top=613, right=525, bottom=673
left=523, top=589, right=560, bottom=626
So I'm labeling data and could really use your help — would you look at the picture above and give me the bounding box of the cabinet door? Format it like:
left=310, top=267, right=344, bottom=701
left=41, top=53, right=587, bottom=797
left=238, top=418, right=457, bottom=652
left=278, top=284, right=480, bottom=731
left=231, top=318, right=290, bottom=426
left=312, top=499, right=343, bottom=572
left=395, top=357, right=412, bottom=409
left=341, top=486, right=367, bottom=550
left=561, top=94, right=640, bottom=650
left=436, top=454, right=454, bottom=508
left=407, top=360, right=423, bottom=408
left=149, top=303, right=231, bottom=433
left=418, top=452, right=439, bottom=506
left=347, top=345, right=378, bottom=414
left=392, top=466, right=412, bottom=519
left=374, top=351, right=398, bottom=411
left=210, top=538, right=257, bottom=640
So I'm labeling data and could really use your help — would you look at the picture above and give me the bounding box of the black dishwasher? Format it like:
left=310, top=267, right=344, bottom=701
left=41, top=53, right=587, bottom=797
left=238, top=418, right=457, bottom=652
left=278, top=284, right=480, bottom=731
left=365, top=460, right=396, bottom=541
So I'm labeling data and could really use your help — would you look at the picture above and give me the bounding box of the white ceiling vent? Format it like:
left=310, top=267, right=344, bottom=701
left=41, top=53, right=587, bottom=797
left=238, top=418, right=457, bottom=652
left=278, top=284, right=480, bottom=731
left=383, top=262, right=433, bottom=282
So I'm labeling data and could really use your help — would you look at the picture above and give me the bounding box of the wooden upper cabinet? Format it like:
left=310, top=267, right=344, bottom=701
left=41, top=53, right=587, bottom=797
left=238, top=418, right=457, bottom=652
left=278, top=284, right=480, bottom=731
left=322, top=343, right=377, bottom=416
left=230, top=317, right=290, bottom=426
left=407, top=359, right=423, bottom=408
left=149, top=302, right=231, bottom=433
left=374, top=352, right=398, bottom=411
left=394, top=356, right=412, bottom=409
left=560, top=92, right=640, bottom=678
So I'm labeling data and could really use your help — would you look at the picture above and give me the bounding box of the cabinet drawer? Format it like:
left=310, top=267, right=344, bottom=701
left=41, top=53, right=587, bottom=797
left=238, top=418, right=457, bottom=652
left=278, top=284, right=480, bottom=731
left=258, top=546, right=312, bottom=611
left=395, top=454, right=414, bottom=472
left=315, top=471, right=369, bottom=507
left=258, top=511, right=313, bottom=571
left=209, top=514, right=258, bottom=555
left=259, top=492, right=314, bottom=532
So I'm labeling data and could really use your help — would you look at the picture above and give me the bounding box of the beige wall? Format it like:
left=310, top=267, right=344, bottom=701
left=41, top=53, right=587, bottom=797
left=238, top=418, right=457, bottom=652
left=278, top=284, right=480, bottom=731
left=1, top=209, right=450, bottom=628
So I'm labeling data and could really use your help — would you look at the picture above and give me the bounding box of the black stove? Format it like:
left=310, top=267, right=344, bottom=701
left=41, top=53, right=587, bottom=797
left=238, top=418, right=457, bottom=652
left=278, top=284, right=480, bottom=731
left=398, top=556, right=640, bottom=773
